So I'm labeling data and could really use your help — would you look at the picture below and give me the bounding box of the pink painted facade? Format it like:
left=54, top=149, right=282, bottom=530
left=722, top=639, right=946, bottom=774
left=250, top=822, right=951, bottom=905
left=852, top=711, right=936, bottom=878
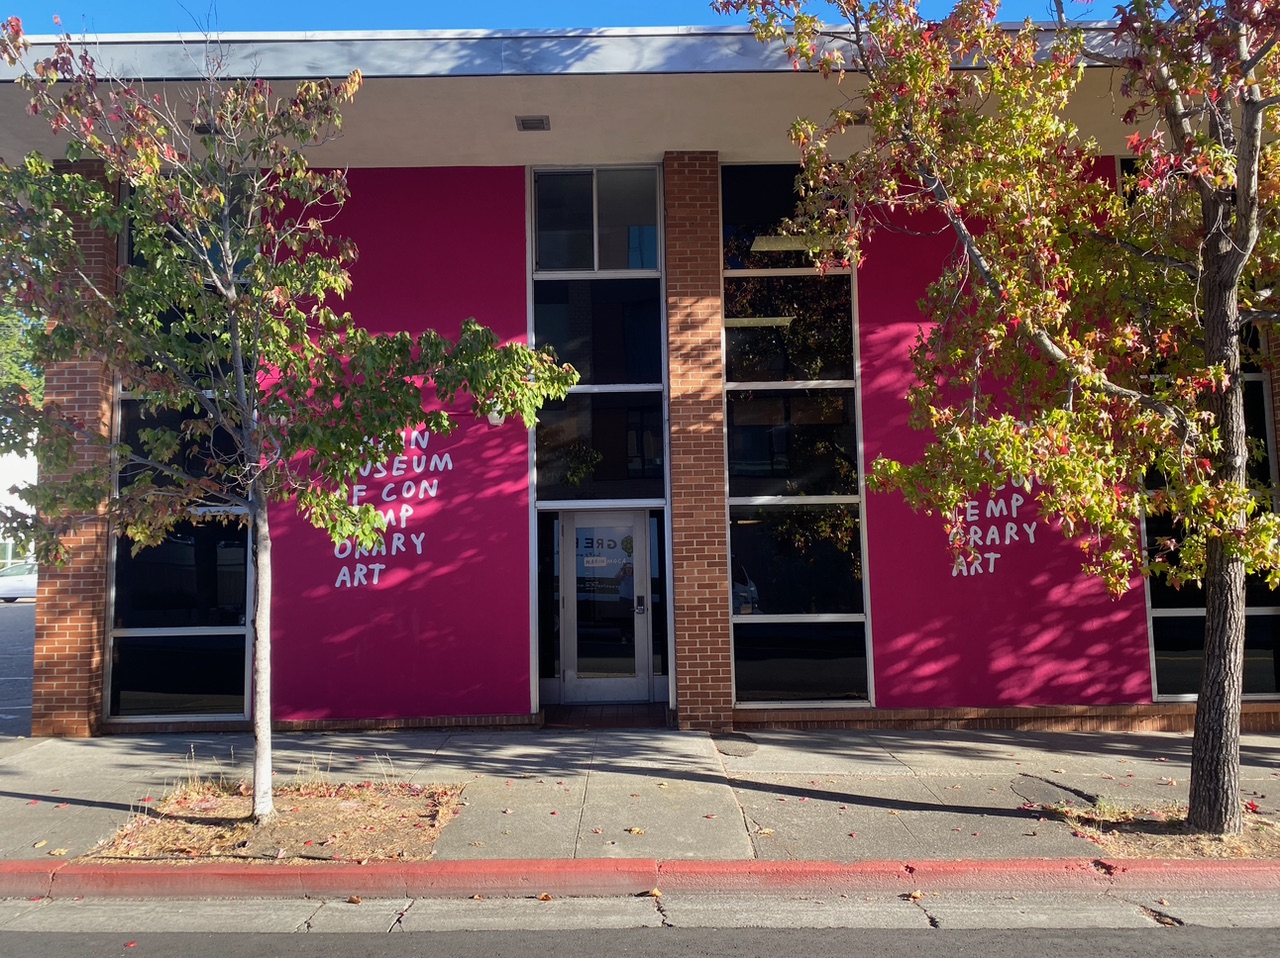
left=270, top=168, right=535, bottom=721
left=857, top=220, right=1153, bottom=709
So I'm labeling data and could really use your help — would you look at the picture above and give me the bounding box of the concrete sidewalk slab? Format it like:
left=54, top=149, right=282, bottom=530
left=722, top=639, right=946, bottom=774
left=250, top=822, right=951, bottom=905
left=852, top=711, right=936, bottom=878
left=0, top=727, right=1275, bottom=902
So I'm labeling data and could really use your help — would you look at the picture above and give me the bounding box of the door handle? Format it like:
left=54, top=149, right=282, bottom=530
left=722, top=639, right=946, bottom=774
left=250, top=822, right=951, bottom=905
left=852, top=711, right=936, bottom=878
left=634, top=595, right=646, bottom=614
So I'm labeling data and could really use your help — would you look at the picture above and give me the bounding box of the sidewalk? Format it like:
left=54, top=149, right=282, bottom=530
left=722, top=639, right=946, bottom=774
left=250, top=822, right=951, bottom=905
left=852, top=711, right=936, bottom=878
left=0, top=727, right=1277, bottom=899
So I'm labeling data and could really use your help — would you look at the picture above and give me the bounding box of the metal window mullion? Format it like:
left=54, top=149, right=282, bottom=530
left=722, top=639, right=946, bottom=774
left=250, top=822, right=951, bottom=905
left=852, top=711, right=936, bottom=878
left=567, top=383, right=665, bottom=395
left=729, top=496, right=860, bottom=507
left=726, top=380, right=859, bottom=391
left=723, top=267, right=853, bottom=278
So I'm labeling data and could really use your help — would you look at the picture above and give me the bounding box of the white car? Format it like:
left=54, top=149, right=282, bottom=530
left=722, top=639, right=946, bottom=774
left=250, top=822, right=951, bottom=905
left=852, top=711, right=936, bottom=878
left=0, top=561, right=37, bottom=602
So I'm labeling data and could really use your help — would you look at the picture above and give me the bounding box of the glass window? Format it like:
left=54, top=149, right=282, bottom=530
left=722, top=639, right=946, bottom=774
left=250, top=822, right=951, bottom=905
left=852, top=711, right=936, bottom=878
left=725, top=275, right=854, bottom=382
left=117, top=399, right=239, bottom=490
left=734, top=621, right=868, bottom=701
left=1152, top=616, right=1278, bottom=696
left=110, top=633, right=246, bottom=716
left=536, top=393, right=664, bottom=501
left=598, top=169, right=658, bottom=270
left=534, top=279, right=662, bottom=385
left=535, top=168, right=658, bottom=273
left=113, top=521, right=248, bottom=629
left=728, top=389, right=858, bottom=497
left=729, top=504, right=863, bottom=615
left=722, top=165, right=811, bottom=270
left=535, top=172, right=594, bottom=271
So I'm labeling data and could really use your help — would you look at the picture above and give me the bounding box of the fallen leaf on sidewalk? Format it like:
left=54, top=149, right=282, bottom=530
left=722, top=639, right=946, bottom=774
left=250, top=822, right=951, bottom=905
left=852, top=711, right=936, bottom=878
left=32, top=840, right=46, bottom=849
left=757, top=827, right=774, bottom=836
left=537, top=893, right=554, bottom=902
left=347, top=896, right=362, bottom=905
left=643, top=888, right=662, bottom=898
left=625, top=827, right=646, bottom=835
left=591, top=827, right=603, bottom=834
left=904, top=890, right=924, bottom=901
left=48, top=848, right=67, bottom=856
left=703, top=814, right=716, bottom=819
left=1051, top=768, right=1065, bottom=774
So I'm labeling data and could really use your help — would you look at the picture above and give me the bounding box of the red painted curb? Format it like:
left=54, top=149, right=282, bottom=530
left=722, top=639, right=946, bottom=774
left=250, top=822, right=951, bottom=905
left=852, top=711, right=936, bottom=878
left=1, top=856, right=1274, bottom=899
left=656, top=858, right=1280, bottom=893
left=0, top=861, right=62, bottom=900
left=1097, top=858, right=1280, bottom=890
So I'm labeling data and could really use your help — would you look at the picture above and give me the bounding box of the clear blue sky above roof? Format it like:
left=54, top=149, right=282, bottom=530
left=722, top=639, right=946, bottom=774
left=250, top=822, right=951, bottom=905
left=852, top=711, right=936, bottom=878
left=6, top=0, right=1095, bottom=36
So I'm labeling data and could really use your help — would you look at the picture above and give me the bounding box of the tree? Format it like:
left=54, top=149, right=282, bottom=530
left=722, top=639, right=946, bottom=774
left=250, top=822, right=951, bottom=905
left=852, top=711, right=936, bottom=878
left=0, top=20, right=577, bottom=821
left=0, top=305, right=42, bottom=404
left=714, top=0, right=1280, bottom=834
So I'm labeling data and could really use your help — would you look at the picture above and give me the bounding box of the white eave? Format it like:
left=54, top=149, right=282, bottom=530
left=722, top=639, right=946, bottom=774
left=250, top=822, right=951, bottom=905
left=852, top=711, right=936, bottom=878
left=0, top=24, right=1134, bottom=168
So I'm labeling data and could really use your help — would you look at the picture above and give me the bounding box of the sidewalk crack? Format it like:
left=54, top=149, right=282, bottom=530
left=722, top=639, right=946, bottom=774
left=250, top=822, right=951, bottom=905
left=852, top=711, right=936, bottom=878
left=300, top=901, right=325, bottom=932
left=389, top=899, right=413, bottom=932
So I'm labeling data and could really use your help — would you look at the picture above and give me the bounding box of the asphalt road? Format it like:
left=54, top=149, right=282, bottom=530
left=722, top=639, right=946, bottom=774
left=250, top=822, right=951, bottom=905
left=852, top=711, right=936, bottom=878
left=0, top=599, right=33, bottom=737
left=0, top=927, right=1275, bottom=958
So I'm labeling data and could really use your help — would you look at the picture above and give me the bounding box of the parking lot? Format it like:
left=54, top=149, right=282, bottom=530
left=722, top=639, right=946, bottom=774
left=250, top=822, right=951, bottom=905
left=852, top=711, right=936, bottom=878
left=0, top=600, right=33, bottom=736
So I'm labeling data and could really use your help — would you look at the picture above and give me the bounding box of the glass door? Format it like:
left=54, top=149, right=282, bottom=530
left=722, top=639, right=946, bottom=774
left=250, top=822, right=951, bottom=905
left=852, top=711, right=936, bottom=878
left=561, top=511, right=651, bottom=702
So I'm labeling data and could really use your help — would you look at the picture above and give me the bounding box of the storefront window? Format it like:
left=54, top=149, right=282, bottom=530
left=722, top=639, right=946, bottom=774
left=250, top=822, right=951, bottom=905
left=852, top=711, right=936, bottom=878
left=724, top=275, right=854, bottom=382
left=535, top=393, right=664, bottom=500
left=1147, top=367, right=1280, bottom=698
left=534, top=279, right=662, bottom=385
left=722, top=164, right=867, bottom=705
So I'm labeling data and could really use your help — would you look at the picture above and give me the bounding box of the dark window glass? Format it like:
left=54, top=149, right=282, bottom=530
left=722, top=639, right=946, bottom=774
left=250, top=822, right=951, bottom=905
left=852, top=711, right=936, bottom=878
left=536, top=393, right=664, bottom=500
left=1244, top=378, right=1275, bottom=488
left=113, top=522, right=248, bottom=629
left=535, top=172, right=594, bottom=270
left=729, top=505, right=863, bottom=615
left=649, top=511, right=668, bottom=676
left=1152, top=616, right=1279, bottom=696
left=724, top=275, right=853, bottom=382
left=110, top=634, right=246, bottom=716
left=118, top=399, right=239, bottom=489
left=534, top=279, right=662, bottom=385
left=537, top=513, right=561, bottom=680
left=1145, top=514, right=1280, bottom=608
left=728, top=389, right=858, bottom=497
left=598, top=169, right=658, bottom=270
left=722, top=164, right=810, bottom=269
left=734, top=621, right=867, bottom=701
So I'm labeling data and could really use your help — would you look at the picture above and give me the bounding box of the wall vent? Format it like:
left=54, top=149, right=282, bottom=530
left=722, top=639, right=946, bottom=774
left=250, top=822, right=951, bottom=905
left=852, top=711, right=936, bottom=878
left=515, top=115, right=551, bottom=132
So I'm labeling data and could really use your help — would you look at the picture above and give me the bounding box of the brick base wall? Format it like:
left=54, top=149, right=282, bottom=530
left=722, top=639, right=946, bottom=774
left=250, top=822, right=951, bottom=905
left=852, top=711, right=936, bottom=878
left=732, top=703, right=1280, bottom=733
left=664, top=151, right=734, bottom=730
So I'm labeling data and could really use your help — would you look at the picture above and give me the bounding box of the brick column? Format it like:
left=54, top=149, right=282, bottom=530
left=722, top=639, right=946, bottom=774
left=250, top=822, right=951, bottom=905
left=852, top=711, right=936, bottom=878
left=32, top=162, right=115, bottom=737
left=664, top=151, right=733, bottom=730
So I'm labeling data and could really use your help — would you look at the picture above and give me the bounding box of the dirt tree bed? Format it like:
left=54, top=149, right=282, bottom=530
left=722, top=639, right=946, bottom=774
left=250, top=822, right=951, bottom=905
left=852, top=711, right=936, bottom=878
left=83, top=780, right=464, bottom=864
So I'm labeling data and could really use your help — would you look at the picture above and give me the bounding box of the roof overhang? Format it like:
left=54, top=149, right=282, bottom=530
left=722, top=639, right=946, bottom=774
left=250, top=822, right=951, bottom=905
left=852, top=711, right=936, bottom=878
left=0, top=25, right=1134, bottom=168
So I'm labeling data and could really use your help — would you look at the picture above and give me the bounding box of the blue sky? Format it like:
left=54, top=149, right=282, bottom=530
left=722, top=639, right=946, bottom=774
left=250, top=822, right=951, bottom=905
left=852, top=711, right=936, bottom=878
left=6, top=1, right=1092, bottom=36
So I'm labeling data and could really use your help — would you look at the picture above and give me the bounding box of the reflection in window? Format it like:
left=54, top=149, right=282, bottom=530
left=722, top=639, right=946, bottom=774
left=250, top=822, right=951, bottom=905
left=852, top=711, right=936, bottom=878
left=728, top=390, right=858, bottom=497
left=597, top=169, right=658, bottom=270
left=1152, top=617, right=1278, bottom=696
left=117, top=400, right=240, bottom=490
left=1146, top=371, right=1279, bottom=698
left=110, top=634, right=246, bottom=716
left=113, top=521, right=248, bottom=629
left=534, top=279, right=662, bottom=385
left=534, top=168, right=658, bottom=272
left=725, top=275, right=853, bottom=382
left=734, top=622, right=867, bottom=701
left=729, top=505, right=862, bottom=615
left=722, top=165, right=810, bottom=270
left=536, top=394, right=664, bottom=500
left=535, top=172, right=594, bottom=270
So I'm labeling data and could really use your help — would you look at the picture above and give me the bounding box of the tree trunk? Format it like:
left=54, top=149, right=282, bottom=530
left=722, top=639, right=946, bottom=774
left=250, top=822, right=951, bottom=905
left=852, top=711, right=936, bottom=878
left=250, top=484, right=275, bottom=823
left=1187, top=262, right=1247, bottom=836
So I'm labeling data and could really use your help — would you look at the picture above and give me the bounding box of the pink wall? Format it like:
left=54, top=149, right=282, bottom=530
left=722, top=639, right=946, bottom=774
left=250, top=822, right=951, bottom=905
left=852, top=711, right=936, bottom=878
left=269, top=167, right=534, bottom=721
left=858, top=216, right=1154, bottom=708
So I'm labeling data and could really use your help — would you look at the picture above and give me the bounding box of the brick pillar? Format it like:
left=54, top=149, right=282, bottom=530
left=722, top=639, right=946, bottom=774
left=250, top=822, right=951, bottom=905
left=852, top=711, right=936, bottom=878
left=31, top=162, right=115, bottom=737
left=664, top=151, right=733, bottom=730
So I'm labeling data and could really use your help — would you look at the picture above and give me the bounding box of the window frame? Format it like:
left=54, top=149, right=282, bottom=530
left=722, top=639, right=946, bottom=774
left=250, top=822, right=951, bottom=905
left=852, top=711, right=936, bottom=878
left=721, top=164, right=871, bottom=709
left=530, top=165, right=668, bottom=510
left=1146, top=363, right=1280, bottom=701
